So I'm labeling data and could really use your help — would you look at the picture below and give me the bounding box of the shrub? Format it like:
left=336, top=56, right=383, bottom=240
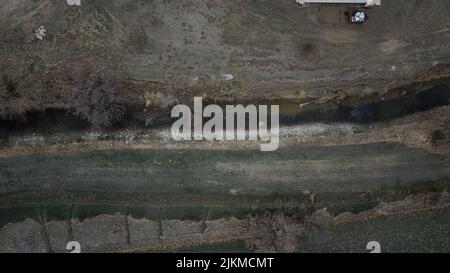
left=247, top=211, right=302, bottom=253
left=0, top=98, right=31, bottom=121
left=135, top=34, right=146, bottom=46
left=69, top=75, right=127, bottom=129
left=302, top=42, right=315, bottom=55
left=0, top=74, right=31, bottom=121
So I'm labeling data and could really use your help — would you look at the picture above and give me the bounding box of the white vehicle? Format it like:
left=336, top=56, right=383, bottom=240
left=346, top=10, right=368, bottom=23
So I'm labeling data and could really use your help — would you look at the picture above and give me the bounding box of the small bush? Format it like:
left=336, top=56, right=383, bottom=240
left=302, top=42, right=315, bottom=55
left=69, top=75, right=127, bottom=129
left=135, top=34, right=146, bottom=46
left=247, top=211, right=302, bottom=253
left=0, top=98, right=31, bottom=121
left=0, top=74, right=31, bottom=121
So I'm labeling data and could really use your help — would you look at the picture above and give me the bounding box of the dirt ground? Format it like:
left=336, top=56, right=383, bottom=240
left=2, top=0, right=450, bottom=104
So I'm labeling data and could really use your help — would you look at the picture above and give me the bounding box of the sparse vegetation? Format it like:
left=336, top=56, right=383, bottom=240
left=1, top=74, right=17, bottom=95
left=302, top=42, right=315, bottom=56
left=69, top=74, right=127, bottom=129
left=0, top=74, right=32, bottom=121
left=247, top=211, right=302, bottom=253
left=142, top=91, right=177, bottom=109
left=0, top=98, right=32, bottom=121
left=135, top=34, right=147, bottom=46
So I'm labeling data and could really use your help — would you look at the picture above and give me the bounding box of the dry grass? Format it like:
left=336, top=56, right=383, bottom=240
left=0, top=74, right=32, bottom=121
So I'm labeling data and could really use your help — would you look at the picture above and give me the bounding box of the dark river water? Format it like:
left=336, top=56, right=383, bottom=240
left=1, top=78, right=449, bottom=138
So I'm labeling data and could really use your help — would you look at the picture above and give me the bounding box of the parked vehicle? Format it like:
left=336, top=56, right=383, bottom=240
left=345, top=10, right=368, bottom=23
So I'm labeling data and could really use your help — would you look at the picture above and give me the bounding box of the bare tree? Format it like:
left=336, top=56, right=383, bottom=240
left=247, top=211, right=303, bottom=253
left=69, top=74, right=127, bottom=129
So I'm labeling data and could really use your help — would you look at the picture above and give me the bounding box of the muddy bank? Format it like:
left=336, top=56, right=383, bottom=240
left=0, top=109, right=91, bottom=139
left=0, top=192, right=448, bottom=253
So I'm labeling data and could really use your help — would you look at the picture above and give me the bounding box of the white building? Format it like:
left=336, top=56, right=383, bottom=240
left=66, top=0, right=81, bottom=6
